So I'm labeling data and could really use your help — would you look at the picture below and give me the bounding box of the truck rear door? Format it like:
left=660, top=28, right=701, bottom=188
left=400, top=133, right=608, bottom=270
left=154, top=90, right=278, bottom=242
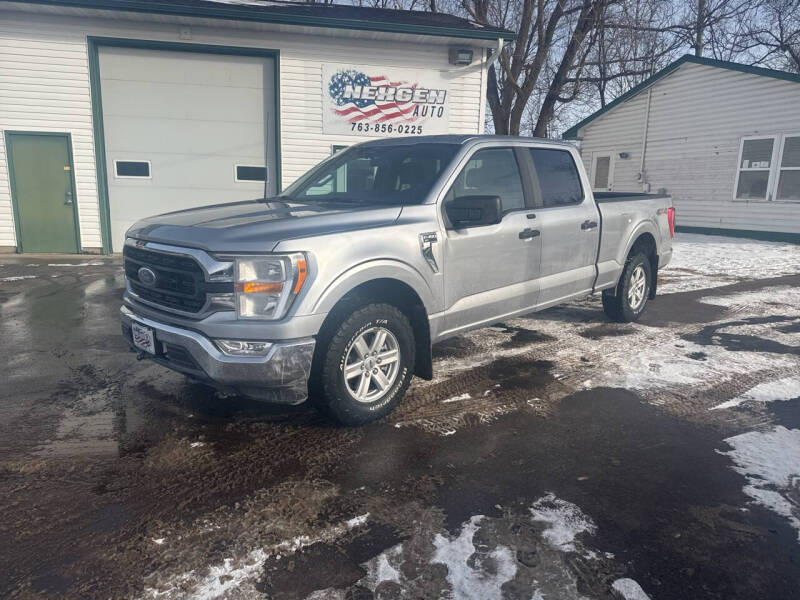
left=522, top=147, right=599, bottom=307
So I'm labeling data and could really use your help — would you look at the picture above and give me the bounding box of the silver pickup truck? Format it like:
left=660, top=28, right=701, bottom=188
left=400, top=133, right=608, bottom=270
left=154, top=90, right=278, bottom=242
left=121, top=135, right=674, bottom=424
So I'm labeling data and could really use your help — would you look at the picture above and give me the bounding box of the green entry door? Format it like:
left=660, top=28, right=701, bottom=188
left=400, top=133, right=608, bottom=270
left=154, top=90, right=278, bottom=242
left=7, top=132, right=79, bottom=253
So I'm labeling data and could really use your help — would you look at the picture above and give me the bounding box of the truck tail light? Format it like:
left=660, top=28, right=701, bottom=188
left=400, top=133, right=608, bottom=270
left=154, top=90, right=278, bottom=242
left=667, top=207, right=675, bottom=238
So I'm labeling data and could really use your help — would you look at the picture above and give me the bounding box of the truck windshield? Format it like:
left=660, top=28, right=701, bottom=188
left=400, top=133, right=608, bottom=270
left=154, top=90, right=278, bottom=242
left=281, top=143, right=460, bottom=205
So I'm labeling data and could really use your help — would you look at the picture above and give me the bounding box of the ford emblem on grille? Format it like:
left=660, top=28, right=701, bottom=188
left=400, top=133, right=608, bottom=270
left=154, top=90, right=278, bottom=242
left=138, top=267, right=157, bottom=286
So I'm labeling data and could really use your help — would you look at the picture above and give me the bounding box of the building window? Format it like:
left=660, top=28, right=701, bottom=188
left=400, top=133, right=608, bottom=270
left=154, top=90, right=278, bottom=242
left=115, top=160, right=150, bottom=178
left=734, top=134, right=800, bottom=202
left=735, top=137, right=775, bottom=200
left=776, top=135, right=800, bottom=201
left=235, top=165, right=267, bottom=182
left=331, top=145, right=348, bottom=155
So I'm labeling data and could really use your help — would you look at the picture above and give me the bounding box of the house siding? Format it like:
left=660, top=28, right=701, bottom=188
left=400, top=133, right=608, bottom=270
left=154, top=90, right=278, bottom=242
left=0, top=8, right=486, bottom=251
left=577, top=62, right=800, bottom=235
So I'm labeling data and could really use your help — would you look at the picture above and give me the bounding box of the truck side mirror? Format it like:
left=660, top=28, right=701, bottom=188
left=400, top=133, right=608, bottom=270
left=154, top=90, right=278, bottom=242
left=445, top=195, right=502, bottom=228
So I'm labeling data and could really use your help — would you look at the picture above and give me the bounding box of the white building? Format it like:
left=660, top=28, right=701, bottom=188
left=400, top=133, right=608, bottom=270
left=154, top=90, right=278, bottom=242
left=0, top=0, right=513, bottom=253
left=563, top=55, right=800, bottom=241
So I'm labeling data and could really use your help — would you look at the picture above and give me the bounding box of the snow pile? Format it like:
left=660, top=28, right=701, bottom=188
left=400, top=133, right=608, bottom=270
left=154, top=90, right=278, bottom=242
left=0, top=275, right=37, bottom=282
left=721, top=426, right=800, bottom=540
left=711, top=378, right=800, bottom=410
left=431, top=515, right=517, bottom=600
left=530, top=493, right=597, bottom=554
left=612, top=578, right=652, bottom=600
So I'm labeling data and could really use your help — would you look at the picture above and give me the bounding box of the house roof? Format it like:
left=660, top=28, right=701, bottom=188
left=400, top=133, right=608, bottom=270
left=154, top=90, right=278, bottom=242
left=3, top=0, right=516, bottom=41
left=562, top=54, right=800, bottom=139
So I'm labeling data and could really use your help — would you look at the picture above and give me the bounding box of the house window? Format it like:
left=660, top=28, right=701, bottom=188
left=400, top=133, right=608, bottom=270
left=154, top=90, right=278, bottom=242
left=734, top=134, right=800, bottom=202
left=235, top=165, right=267, bottom=182
left=776, top=135, right=800, bottom=201
left=735, top=137, right=775, bottom=200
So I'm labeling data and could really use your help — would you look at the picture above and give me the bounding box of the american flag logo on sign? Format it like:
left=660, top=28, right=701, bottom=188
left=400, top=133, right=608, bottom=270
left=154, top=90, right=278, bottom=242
left=323, top=66, right=450, bottom=136
left=328, top=69, right=423, bottom=124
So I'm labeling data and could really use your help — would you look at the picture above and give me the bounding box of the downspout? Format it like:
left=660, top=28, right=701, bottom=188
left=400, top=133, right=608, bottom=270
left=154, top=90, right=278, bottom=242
left=478, top=38, right=504, bottom=134
left=639, top=87, right=652, bottom=192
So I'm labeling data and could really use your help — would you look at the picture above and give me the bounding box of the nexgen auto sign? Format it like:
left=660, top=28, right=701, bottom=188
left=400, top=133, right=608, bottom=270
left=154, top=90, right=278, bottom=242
left=322, top=64, right=451, bottom=136
left=343, top=84, right=447, bottom=105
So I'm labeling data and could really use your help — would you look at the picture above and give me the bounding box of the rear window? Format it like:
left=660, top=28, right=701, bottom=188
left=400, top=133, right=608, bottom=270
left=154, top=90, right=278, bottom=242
left=529, top=148, right=584, bottom=207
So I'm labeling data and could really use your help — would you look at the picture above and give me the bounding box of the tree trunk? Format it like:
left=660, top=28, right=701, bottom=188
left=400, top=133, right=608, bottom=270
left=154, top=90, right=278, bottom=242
left=694, top=0, right=706, bottom=56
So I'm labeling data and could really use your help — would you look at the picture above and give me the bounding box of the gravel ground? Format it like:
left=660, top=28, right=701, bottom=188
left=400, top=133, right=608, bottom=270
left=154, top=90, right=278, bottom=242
left=0, top=233, right=798, bottom=600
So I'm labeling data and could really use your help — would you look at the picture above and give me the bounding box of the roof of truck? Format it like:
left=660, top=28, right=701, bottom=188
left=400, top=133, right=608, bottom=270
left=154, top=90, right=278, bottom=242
left=359, top=135, right=576, bottom=147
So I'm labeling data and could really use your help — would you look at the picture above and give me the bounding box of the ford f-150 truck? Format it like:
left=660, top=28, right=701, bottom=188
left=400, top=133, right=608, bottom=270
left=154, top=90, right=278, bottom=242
left=121, top=135, right=675, bottom=424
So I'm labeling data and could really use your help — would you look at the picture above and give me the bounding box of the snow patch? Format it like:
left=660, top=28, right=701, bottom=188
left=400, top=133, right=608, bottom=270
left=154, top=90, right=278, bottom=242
left=699, top=286, right=800, bottom=307
left=721, top=426, right=800, bottom=540
left=145, top=513, right=369, bottom=598
left=660, top=234, right=800, bottom=294
left=47, top=261, right=105, bottom=267
left=431, top=515, right=517, bottom=600
left=711, top=378, right=800, bottom=410
left=442, top=392, right=472, bottom=403
left=1, top=275, right=36, bottom=282
left=360, top=543, right=404, bottom=590
left=530, top=493, right=597, bottom=554
left=612, top=578, right=652, bottom=600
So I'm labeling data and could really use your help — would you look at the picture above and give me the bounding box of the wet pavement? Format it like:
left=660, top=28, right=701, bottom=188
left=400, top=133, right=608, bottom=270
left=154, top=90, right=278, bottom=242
left=1, top=237, right=799, bottom=599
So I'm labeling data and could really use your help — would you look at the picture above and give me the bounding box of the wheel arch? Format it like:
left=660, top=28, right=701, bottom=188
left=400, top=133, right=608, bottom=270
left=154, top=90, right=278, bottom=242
left=623, top=229, right=659, bottom=299
left=312, top=269, right=433, bottom=381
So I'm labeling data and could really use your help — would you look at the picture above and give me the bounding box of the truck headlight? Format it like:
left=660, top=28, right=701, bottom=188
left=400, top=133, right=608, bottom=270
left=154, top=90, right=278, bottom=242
left=234, top=254, right=308, bottom=320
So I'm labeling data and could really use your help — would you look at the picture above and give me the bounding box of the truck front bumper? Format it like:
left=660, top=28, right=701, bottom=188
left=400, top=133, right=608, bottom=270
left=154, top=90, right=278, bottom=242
left=120, top=305, right=315, bottom=404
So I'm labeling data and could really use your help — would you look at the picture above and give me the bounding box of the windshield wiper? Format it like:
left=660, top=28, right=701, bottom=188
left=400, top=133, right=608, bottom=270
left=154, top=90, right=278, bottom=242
left=305, top=196, right=365, bottom=204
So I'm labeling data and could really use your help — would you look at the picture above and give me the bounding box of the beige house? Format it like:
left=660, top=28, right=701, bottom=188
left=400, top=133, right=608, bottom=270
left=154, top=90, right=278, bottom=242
left=564, top=55, right=800, bottom=241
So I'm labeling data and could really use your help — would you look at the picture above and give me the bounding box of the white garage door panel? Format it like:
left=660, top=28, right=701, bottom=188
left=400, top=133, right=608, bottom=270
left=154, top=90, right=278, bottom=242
left=101, top=80, right=266, bottom=122
left=99, top=46, right=276, bottom=252
left=100, top=49, right=268, bottom=87
left=104, top=118, right=265, bottom=156
left=112, top=154, right=265, bottom=189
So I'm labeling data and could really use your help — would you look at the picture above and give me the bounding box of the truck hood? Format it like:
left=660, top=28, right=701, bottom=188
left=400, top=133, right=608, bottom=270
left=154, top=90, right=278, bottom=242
left=125, top=199, right=403, bottom=252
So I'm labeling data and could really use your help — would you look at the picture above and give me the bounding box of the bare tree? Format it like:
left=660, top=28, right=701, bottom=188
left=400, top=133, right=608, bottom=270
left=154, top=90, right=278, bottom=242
left=738, top=0, right=800, bottom=71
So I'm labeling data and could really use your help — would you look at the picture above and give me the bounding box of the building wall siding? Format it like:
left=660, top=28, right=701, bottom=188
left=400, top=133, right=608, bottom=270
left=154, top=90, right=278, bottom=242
left=578, top=62, right=800, bottom=234
left=0, top=9, right=486, bottom=250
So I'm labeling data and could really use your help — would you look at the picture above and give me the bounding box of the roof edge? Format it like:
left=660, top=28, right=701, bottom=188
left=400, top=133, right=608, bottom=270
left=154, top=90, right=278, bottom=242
left=1, top=0, right=516, bottom=41
left=562, top=54, right=800, bottom=139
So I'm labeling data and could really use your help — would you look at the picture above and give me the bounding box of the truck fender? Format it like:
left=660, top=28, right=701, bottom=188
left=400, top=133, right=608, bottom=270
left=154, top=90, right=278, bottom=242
left=311, top=259, right=436, bottom=316
left=311, top=259, right=436, bottom=380
left=607, top=221, right=661, bottom=298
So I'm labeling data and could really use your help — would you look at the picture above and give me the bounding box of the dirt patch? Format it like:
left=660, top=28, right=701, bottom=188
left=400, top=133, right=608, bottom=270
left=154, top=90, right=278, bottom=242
left=579, top=324, right=636, bottom=340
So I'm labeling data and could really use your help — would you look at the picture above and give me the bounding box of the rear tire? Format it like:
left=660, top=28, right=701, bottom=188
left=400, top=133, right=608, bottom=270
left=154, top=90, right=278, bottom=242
left=602, top=252, right=652, bottom=323
left=312, top=303, right=415, bottom=426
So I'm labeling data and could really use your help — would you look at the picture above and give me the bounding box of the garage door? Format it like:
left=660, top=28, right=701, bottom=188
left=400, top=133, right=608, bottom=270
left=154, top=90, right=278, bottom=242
left=98, top=46, right=277, bottom=251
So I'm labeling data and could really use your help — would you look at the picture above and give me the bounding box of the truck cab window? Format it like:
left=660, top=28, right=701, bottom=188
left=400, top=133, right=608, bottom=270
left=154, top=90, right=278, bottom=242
left=445, top=148, right=525, bottom=212
left=529, top=148, right=584, bottom=207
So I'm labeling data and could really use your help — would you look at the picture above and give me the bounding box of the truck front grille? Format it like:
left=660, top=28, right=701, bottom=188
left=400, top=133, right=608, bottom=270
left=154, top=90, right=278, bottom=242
left=123, top=244, right=230, bottom=315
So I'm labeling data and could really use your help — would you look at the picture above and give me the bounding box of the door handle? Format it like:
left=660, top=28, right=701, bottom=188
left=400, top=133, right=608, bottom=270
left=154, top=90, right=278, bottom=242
left=64, top=191, right=74, bottom=206
left=581, top=219, right=598, bottom=230
left=519, top=228, right=540, bottom=240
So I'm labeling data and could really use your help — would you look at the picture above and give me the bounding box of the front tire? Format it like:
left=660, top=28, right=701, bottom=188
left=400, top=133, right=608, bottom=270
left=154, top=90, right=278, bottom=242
left=602, top=252, right=652, bottom=323
left=313, top=303, right=415, bottom=426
